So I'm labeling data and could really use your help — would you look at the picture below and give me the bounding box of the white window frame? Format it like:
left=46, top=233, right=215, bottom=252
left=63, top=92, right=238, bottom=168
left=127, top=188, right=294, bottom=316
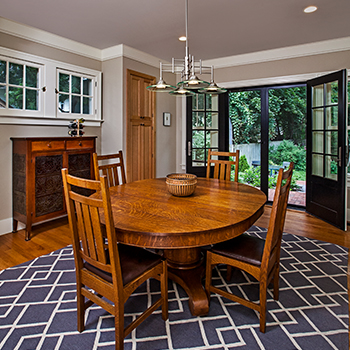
left=56, top=68, right=98, bottom=120
left=0, top=46, right=102, bottom=126
left=0, top=55, right=44, bottom=118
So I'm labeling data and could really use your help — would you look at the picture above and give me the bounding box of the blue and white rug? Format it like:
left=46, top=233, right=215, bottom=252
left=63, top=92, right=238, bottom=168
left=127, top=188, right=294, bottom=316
left=0, top=227, right=348, bottom=350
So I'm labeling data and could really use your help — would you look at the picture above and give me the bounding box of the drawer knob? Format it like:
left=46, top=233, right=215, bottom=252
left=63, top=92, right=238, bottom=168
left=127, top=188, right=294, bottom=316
left=79, top=142, right=82, bottom=146
left=47, top=143, right=51, bottom=148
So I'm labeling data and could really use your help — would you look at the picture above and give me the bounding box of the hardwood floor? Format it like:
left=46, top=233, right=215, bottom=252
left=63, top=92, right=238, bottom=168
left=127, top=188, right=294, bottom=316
left=0, top=206, right=349, bottom=271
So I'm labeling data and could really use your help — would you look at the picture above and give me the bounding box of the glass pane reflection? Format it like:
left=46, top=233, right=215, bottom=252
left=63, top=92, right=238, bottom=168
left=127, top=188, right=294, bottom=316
left=325, top=131, right=337, bottom=155
left=71, top=76, right=81, bottom=94
left=325, top=81, right=338, bottom=105
left=192, top=112, right=205, bottom=129
left=206, top=112, right=218, bottom=129
left=312, top=84, right=323, bottom=107
left=0, top=85, right=6, bottom=108
left=83, top=97, right=92, bottom=114
left=26, top=66, right=38, bottom=88
left=207, top=130, right=218, bottom=148
left=59, top=73, right=69, bottom=93
left=9, top=63, right=23, bottom=86
left=312, top=154, right=323, bottom=177
left=312, top=132, right=323, bottom=153
left=71, top=95, right=81, bottom=113
left=325, top=106, right=338, bottom=130
left=312, top=108, right=323, bottom=130
left=9, top=87, right=23, bottom=109
left=25, top=89, right=38, bottom=110
left=0, top=61, right=6, bottom=84
left=325, top=155, right=337, bottom=180
left=58, top=93, right=69, bottom=113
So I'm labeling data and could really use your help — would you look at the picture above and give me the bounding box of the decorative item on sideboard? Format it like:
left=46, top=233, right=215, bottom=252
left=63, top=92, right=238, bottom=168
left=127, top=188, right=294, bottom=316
left=68, top=118, right=85, bottom=137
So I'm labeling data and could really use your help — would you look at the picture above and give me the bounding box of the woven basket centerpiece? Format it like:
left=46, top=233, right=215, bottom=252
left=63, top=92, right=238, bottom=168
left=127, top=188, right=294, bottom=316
left=166, top=173, right=197, bottom=197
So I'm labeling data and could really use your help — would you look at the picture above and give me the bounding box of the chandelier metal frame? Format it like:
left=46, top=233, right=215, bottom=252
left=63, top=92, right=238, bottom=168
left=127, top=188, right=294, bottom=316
left=146, top=0, right=226, bottom=95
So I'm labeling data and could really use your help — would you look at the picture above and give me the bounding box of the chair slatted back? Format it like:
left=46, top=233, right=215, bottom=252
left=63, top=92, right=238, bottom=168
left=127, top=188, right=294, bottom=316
left=206, top=149, right=240, bottom=182
left=62, top=169, right=121, bottom=279
left=93, top=151, right=127, bottom=187
left=261, top=162, right=294, bottom=272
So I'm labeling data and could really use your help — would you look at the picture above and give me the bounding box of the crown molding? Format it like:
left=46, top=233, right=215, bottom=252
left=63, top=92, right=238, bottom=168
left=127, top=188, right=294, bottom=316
left=219, top=71, right=333, bottom=90
left=101, top=44, right=166, bottom=68
left=0, top=17, right=102, bottom=61
left=204, top=37, right=350, bottom=69
left=2, top=15, right=350, bottom=72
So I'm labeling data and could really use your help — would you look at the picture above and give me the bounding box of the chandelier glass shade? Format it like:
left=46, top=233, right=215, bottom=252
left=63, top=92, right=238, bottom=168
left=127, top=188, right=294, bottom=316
left=146, top=0, right=226, bottom=96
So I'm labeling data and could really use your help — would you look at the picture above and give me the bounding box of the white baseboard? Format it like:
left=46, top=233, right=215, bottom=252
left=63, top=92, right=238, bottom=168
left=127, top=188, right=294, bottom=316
left=0, top=218, right=25, bottom=236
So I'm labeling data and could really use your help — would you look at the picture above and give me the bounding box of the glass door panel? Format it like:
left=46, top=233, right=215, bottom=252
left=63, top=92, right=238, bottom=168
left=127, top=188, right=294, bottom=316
left=306, top=69, right=347, bottom=230
left=311, top=79, right=339, bottom=181
left=191, top=94, right=219, bottom=168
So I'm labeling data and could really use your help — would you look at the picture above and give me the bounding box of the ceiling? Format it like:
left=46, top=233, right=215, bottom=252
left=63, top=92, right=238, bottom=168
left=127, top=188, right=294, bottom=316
left=1, top=0, right=350, bottom=61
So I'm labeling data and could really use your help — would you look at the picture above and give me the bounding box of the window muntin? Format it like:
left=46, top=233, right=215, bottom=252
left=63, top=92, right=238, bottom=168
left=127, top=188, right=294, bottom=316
left=0, top=59, right=41, bottom=112
left=57, top=70, right=94, bottom=117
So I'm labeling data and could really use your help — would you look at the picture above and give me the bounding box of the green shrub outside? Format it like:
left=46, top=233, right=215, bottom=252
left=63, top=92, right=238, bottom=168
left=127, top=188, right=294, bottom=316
left=269, top=140, right=306, bottom=171
left=239, top=165, right=300, bottom=191
left=239, top=155, right=250, bottom=172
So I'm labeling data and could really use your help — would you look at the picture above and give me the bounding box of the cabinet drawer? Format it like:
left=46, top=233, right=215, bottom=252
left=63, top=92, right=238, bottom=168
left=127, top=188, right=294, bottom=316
left=66, top=139, right=94, bottom=150
left=31, top=140, right=65, bottom=152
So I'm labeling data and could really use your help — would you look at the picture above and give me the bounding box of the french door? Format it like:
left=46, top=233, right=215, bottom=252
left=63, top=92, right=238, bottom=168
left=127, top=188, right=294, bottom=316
left=186, top=93, right=228, bottom=177
left=306, top=69, right=348, bottom=230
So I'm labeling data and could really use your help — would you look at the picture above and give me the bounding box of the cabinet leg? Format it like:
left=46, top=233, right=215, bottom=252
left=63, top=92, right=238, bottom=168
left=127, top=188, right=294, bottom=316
left=12, top=219, right=18, bottom=233
left=25, top=226, right=32, bottom=241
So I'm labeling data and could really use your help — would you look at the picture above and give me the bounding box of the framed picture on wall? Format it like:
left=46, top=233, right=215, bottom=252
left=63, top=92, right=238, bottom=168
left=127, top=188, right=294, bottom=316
left=163, top=112, right=171, bottom=126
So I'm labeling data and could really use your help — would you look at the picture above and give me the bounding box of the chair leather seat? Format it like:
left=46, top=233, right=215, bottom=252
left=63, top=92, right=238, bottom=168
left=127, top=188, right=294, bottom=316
left=211, top=233, right=265, bottom=267
left=84, top=244, right=163, bottom=286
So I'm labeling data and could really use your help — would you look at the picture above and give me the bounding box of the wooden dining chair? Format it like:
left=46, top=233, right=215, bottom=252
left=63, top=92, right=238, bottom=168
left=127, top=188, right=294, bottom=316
left=61, top=168, right=168, bottom=350
left=205, top=162, right=294, bottom=333
left=93, top=151, right=127, bottom=186
left=206, top=149, right=240, bottom=182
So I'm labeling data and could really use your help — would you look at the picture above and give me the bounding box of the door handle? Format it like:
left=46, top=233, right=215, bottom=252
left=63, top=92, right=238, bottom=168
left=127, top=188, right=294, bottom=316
left=188, top=141, right=192, bottom=157
left=335, top=146, right=341, bottom=167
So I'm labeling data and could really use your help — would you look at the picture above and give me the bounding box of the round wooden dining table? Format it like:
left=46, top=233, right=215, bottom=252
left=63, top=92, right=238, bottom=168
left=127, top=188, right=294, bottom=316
left=106, top=177, right=266, bottom=316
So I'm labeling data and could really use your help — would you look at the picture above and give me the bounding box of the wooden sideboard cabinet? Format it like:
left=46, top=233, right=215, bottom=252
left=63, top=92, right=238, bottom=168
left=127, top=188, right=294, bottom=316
left=11, top=136, right=97, bottom=240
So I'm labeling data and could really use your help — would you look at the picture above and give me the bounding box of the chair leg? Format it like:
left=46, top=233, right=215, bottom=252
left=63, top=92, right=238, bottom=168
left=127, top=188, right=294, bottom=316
left=76, top=284, right=85, bottom=332
left=226, top=265, right=232, bottom=281
left=259, top=282, right=267, bottom=333
left=114, top=305, right=125, bottom=350
left=161, top=260, right=168, bottom=321
left=205, top=252, right=213, bottom=301
left=273, top=266, right=280, bottom=300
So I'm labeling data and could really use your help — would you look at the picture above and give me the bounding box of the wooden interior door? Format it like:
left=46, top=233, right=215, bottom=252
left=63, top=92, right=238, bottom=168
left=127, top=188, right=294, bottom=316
left=126, top=70, right=156, bottom=182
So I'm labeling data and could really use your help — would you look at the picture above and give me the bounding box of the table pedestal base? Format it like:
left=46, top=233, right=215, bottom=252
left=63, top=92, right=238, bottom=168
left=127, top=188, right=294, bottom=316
left=163, top=248, right=209, bottom=316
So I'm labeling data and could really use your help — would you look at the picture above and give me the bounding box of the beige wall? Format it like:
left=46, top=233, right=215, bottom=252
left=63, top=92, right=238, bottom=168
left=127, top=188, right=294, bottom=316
left=0, top=34, right=102, bottom=234
left=101, top=57, right=124, bottom=154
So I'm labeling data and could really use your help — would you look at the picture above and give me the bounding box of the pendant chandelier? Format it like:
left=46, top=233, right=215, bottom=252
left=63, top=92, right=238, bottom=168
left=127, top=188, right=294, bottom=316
left=146, top=0, right=226, bottom=96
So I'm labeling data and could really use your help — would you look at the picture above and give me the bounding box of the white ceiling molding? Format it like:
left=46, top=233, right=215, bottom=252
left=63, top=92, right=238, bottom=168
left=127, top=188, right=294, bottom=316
left=0, top=17, right=101, bottom=61
left=219, top=71, right=333, bottom=89
left=101, top=44, right=165, bottom=68
left=1, top=15, right=349, bottom=73
left=204, top=37, right=350, bottom=69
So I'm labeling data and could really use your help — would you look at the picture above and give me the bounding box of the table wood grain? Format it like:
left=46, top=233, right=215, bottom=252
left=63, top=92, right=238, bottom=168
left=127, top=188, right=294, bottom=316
left=105, top=177, right=267, bottom=315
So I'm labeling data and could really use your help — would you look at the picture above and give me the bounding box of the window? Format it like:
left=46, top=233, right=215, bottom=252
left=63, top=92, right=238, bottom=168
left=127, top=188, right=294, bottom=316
left=0, top=47, right=101, bottom=125
left=56, top=69, right=96, bottom=117
left=0, top=57, right=42, bottom=115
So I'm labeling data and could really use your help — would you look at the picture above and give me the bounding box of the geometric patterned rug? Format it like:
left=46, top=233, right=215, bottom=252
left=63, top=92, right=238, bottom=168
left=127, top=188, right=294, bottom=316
left=0, top=226, right=348, bottom=350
